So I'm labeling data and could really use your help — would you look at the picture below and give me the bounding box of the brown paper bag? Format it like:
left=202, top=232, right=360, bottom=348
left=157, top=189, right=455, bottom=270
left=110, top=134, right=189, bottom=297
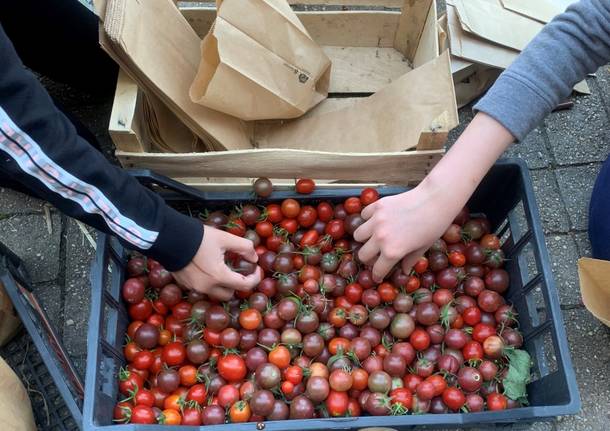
left=578, top=257, right=610, bottom=327
left=0, top=357, right=36, bottom=431
left=189, top=0, right=332, bottom=121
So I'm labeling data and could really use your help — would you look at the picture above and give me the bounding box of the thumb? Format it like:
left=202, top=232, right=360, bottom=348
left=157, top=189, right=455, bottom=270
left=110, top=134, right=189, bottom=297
left=221, top=230, right=259, bottom=262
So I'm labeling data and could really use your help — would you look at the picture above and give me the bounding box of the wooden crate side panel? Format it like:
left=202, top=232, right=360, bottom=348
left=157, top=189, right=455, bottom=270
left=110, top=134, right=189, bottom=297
left=413, top=0, right=439, bottom=68
left=394, top=0, right=434, bottom=61
left=287, top=0, right=403, bottom=6
left=116, top=149, right=443, bottom=184
left=181, top=8, right=401, bottom=47
left=109, top=71, right=149, bottom=152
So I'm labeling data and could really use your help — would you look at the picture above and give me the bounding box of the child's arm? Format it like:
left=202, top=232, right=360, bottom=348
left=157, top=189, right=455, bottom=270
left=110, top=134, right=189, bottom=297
left=355, top=0, right=610, bottom=281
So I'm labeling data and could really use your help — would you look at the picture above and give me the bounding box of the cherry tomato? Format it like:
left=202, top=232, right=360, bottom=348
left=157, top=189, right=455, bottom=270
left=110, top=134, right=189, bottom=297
left=448, top=251, right=466, bottom=267
left=281, top=199, right=301, bottom=218
left=133, top=350, right=154, bottom=370
left=317, top=202, right=334, bottom=222
left=300, top=229, right=319, bottom=247
left=345, top=283, right=363, bottom=304
left=218, top=354, right=247, bottom=382
left=443, top=387, right=466, bottom=411
left=328, top=337, right=351, bottom=355
left=463, top=306, right=482, bottom=326
left=409, top=328, right=431, bottom=351
left=164, top=394, right=183, bottom=411
left=487, top=393, right=508, bottom=411
left=325, top=219, right=345, bottom=240
left=162, top=408, right=182, bottom=425
left=280, top=218, right=298, bottom=234
left=239, top=308, right=262, bottom=330
left=129, top=299, right=153, bottom=321
left=426, top=374, right=447, bottom=397
left=182, top=407, right=203, bottom=425
left=162, top=342, right=187, bottom=366
left=134, top=388, right=155, bottom=407
left=360, top=188, right=380, bottom=206
left=378, top=283, right=398, bottom=303
left=296, top=178, right=316, bottom=194
left=284, top=365, right=304, bottom=385
left=329, top=307, right=347, bottom=328
left=413, top=257, right=429, bottom=274
left=344, top=197, right=362, bottom=214
left=462, top=341, right=484, bottom=361
left=269, top=345, right=291, bottom=369
left=187, top=384, right=207, bottom=404
left=390, top=387, right=413, bottom=409
left=406, top=276, right=421, bottom=293
left=226, top=218, right=246, bottom=237
left=352, top=368, right=369, bottom=391
left=326, top=390, right=349, bottom=416
left=131, top=405, right=156, bottom=424
left=281, top=381, right=295, bottom=394
left=124, top=341, right=141, bottom=362
left=266, top=204, right=283, bottom=223
left=229, top=400, right=251, bottom=423
left=179, top=365, right=199, bottom=387
left=256, top=221, right=273, bottom=238
left=218, top=384, right=240, bottom=408
left=119, top=369, right=143, bottom=395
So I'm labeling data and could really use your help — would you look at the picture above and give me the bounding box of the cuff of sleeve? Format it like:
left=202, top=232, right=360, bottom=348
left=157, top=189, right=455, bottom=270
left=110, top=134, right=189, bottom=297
left=147, top=206, right=204, bottom=272
left=473, top=73, right=554, bottom=142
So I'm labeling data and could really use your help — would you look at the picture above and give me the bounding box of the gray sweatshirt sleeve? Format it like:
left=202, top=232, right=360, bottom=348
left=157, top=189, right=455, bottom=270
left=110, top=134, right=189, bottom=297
left=473, top=0, right=610, bottom=141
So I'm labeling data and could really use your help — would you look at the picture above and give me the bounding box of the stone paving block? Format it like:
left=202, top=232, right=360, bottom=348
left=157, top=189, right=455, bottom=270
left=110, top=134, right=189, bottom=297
left=555, top=164, right=601, bottom=231
left=0, top=213, right=61, bottom=283
left=592, top=64, right=610, bottom=112
left=62, top=218, right=97, bottom=358
left=546, top=84, right=610, bottom=166
left=545, top=234, right=582, bottom=307
left=573, top=232, right=592, bottom=258
left=555, top=308, right=610, bottom=431
left=531, top=170, right=570, bottom=233
left=0, top=187, right=46, bottom=214
left=504, top=126, right=551, bottom=170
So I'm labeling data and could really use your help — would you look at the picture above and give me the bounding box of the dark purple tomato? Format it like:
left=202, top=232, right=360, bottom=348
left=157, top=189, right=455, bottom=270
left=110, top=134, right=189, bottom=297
left=267, top=400, right=289, bottom=420
left=202, top=405, right=226, bottom=425
left=465, top=264, right=486, bottom=278
left=365, top=392, right=391, bottom=416
left=289, top=395, right=314, bottom=419
left=368, top=308, right=391, bottom=330
left=464, top=276, right=485, bottom=297
left=186, top=340, right=210, bottom=364
left=383, top=354, right=407, bottom=377
left=416, top=303, right=440, bottom=326
left=360, top=326, right=382, bottom=348
left=438, top=354, right=460, bottom=374
left=485, top=269, right=510, bottom=293
left=302, top=333, right=325, bottom=358
left=256, top=363, right=282, bottom=389
left=296, top=310, right=319, bottom=334
left=430, top=396, right=448, bottom=414
left=258, top=328, right=281, bottom=348
left=157, top=368, right=180, bottom=393
left=458, top=367, right=483, bottom=392
left=390, top=313, right=415, bottom=339
left=428, top=252, right=449, bottom=272
left=427, top=324, right=445, bottom=345
left=444, top=329, right=468, bottom=349
left=205, top=306, right=229, bottom=331
left=250, top=390, right=275, bottom=416
left=134, top=323, right=159, bottom=349
left=305, top=376, right=330, bottom=403
left=466, top=394, right=484, bottom=412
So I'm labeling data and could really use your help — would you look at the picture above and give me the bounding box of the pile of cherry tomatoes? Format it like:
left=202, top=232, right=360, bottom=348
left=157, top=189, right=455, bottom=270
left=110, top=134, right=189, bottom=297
left=115, top=180, right=526, bottom=425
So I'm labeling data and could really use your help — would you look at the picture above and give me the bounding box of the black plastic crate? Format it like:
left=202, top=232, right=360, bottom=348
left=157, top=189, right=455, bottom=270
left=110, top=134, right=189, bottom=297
left=0, top=242, right=84, bottom=430
left=83, top=160, right=580, bottom=430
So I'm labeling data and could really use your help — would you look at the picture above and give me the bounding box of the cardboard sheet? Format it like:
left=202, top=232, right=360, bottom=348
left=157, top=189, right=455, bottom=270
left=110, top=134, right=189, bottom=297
left=578, top=257, right=610, bottom=327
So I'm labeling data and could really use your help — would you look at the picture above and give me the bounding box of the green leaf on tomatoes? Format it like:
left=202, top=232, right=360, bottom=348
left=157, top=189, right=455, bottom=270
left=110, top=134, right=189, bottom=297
left=502, top=348, right=531, bottom=404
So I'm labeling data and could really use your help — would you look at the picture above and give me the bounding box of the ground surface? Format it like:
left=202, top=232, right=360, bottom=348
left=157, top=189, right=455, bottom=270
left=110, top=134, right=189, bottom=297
left=1, top=3, right=610, bottom=431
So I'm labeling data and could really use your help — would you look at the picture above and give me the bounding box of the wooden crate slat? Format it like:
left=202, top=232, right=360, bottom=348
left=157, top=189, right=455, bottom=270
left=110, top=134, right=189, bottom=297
left=323, top=46, right=411, bottom=93
left=117, top=148, right=443, bottom=183
left=181, top=8, right=401, bottom=47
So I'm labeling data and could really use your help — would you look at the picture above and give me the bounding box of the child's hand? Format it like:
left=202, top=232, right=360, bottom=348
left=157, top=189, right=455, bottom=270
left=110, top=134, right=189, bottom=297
left=173, top=226, right=261, bottom=301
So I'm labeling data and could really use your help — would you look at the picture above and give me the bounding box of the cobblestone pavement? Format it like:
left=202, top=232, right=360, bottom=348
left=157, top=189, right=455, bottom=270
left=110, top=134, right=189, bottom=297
left=1, top=20, right=610, bottom=431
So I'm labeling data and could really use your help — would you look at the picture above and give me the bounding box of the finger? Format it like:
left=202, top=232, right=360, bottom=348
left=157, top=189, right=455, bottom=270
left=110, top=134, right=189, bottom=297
left=353, top=218, right=374, bottom=243
left=221, top=231, right=259, bottom=262
left=207, top=285, right=234, bottom=302
left=357, top=238, right=380, bottom=265
left=372, top=253, right=400, bottom=283
left=401, top=248, right=426, bottom=275
left=217, top=265, right=259, bottom=292
left=361, top=201, right=378, bottom=220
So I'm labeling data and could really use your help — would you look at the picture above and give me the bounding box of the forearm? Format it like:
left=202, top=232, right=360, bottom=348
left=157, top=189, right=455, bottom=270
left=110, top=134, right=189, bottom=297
left=420, top=113, right=514, bottom=215
left=475, top=0, right=610, bottom=140
left=0, top=23, right=202, bottom=271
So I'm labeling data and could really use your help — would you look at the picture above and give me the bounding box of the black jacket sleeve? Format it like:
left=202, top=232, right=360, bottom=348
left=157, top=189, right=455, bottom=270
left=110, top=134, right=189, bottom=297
left=0, top=23, right=203, bottom=271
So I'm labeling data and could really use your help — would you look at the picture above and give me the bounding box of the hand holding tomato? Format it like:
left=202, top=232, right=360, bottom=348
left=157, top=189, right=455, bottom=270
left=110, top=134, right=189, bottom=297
left=173, top=226, right=262, bottom=301
left=353, top=185, right=453, bottom=282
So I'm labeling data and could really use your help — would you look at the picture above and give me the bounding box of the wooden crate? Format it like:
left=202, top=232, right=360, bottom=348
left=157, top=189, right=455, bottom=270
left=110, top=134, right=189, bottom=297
left=110, top=0, right=456, bottom=190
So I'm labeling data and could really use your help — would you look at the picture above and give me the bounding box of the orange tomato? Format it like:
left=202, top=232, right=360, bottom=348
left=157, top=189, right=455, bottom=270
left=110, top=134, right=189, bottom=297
left=163, top=394, right=182, bottom=411
left=328, top=337, right=350, bottom=355
left=161, top=409, right=181, bottom=425
left=378, top=282, right=398, bottom=302
left=269, top=345, right=291, bottom=369
left=309, top=362, right=329, bottom=379
left=229, top=400, right=251, bottom=423
left=239, top=309, right=262, bottom=330
left=179, top=365, right=199, bottom=387
left=351, top=368, right=369, bottom=391
left=158, top=329, right=172, bottom=346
